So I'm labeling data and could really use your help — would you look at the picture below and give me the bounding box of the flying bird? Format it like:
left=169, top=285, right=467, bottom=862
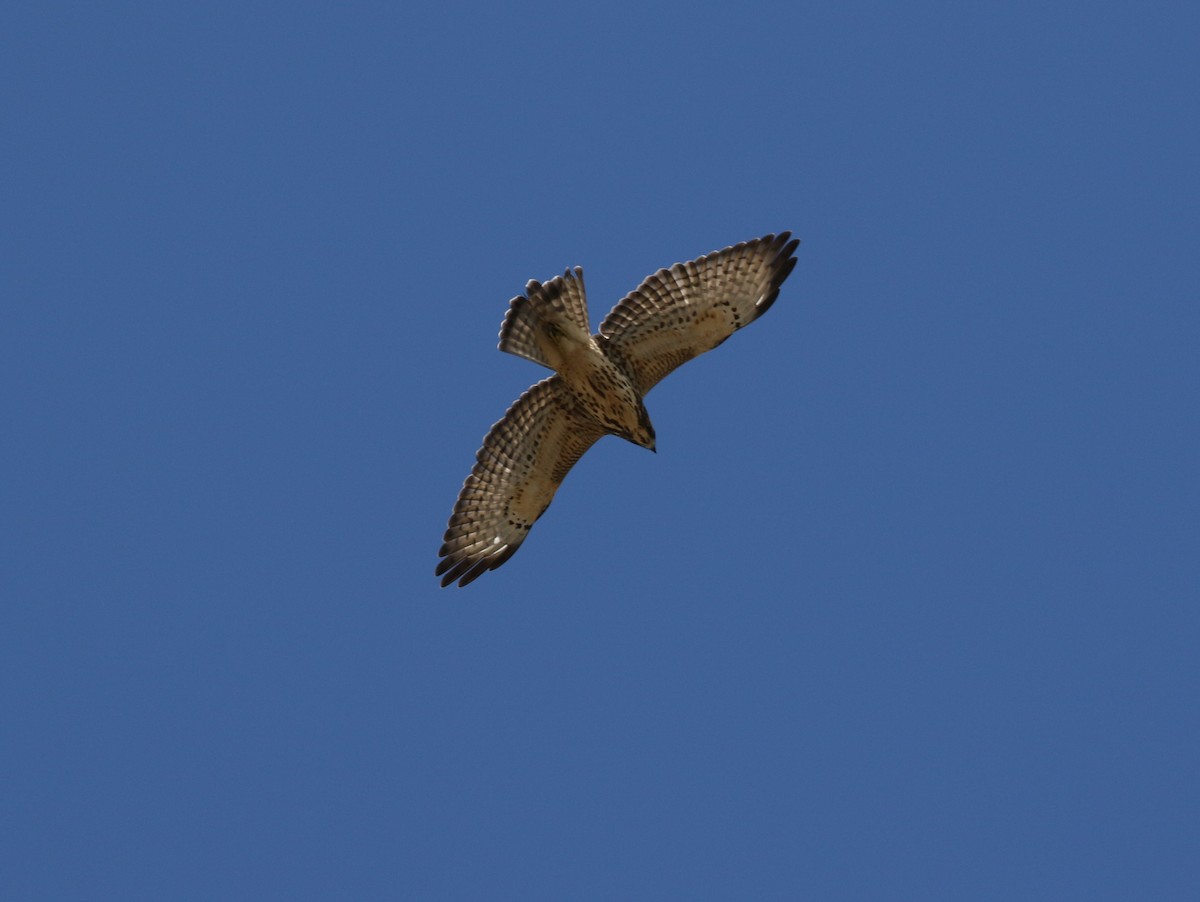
left=436, top=232, right=800, bottom=587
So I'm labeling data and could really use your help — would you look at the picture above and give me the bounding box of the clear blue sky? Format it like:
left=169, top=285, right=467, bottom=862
left=4, top=1, right=1197, bottom=899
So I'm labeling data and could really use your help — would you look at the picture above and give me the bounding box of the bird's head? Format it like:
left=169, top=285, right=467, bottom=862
left=630, top=409, right=657, bottom=453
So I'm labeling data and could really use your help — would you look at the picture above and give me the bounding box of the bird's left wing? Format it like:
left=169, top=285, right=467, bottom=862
left=437, top=376, right=605, bottom=587
left=597, top=232, right=799, bottom=395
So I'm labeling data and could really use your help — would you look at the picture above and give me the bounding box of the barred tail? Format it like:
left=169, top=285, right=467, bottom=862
left=498, top=266, right=592, bottom=368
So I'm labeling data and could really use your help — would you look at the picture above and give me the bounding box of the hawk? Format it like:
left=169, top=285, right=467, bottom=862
left=436, top=232, right=800, bottom=587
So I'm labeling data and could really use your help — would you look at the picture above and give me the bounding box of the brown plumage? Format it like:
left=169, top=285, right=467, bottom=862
left=437, top=232, right=800, bottom=587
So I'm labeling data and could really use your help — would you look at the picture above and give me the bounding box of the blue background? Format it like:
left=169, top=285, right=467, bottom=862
left=4, top=1, right=1197, bottom=898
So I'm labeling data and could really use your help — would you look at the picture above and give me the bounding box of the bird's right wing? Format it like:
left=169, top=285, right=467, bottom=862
left=598, top=233, right=799, bottom=395
left=437, top=376, right=605, bottom=587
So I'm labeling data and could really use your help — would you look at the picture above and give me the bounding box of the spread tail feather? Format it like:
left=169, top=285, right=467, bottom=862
left=498, top=266, right=592, bottom=368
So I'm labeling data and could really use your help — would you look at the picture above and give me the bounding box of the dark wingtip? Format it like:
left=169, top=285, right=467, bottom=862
left=456, top=558, right=491, bottom=587
left=436, top=539, right=524, bottom=588
left=752, top=232, right=801, bottom=316
left=436, top=555, right=461, bottom=587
